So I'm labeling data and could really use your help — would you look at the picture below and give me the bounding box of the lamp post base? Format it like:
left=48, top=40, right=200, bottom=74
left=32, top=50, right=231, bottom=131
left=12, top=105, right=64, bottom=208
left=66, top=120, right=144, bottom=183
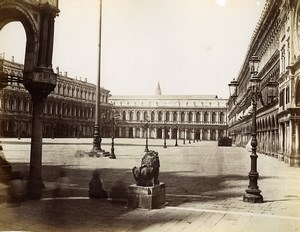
left=243, top=192, right=263, bottom=203
left=109, top=153, right=116, bottom=159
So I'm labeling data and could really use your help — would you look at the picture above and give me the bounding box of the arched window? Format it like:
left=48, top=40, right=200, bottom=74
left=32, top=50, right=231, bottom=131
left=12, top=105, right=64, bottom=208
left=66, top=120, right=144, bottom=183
left=158, top=111, right=163, bottom=122
left=212, top=112, right=216, bottom=123
left=129, top=111, right=133, bottom=121
left=204, top=112, right=209, bottom=123
left=137, top=111, right=141, bottom=121
left=196, top=112, right=200, bottom=123
left=166, top=111, right=170, bottom=122
left=173, top=112, right=177, bottom=122
left=144, top=111, right=148, bottom=120
left=181, top=112, right=185, bottom=122
left=220, top=112, right=225, bottom=123
left=188, top=112, right=193, bottom=122
left=151, top=111, right=155, bottom=121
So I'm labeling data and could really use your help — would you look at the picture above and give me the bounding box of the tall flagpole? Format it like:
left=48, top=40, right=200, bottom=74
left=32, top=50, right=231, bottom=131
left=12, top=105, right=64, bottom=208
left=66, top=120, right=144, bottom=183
left=92, top=0, right=103, bottom=152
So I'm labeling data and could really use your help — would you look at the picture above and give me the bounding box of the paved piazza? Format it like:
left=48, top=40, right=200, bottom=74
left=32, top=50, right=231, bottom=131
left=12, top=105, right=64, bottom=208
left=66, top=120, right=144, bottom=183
left=0, top=138, right=300, bottom=231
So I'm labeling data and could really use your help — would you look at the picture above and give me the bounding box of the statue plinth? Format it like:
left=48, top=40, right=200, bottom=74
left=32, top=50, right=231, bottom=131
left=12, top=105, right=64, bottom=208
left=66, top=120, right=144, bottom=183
left=127, top=183, right=166, bottom=210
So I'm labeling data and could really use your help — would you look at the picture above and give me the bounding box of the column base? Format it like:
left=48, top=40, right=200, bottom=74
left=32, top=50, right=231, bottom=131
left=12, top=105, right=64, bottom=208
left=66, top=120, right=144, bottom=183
left=287, top=156, right=300, bottom=167
left=27, top=179, right=44, bottom=200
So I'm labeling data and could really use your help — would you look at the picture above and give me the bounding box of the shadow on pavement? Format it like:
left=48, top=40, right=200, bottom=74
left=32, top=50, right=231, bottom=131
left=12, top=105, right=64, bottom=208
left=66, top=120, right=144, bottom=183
left=7, top=162, right=276, bottom=207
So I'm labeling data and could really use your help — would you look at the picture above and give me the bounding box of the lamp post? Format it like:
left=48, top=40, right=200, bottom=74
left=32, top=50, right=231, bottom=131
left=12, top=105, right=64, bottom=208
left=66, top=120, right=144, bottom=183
left=182, top=128, right=186, bottom=144
left=163, top=121, right=167, bottom=148
left=91, top=0, right=103, bottom=153
left=244, top=55, right=263, bottom=203
left=145, top=120, right=149, bottom=152
left=229, top=55, right=277, bottom=203
left=109, top=108, right=118, bottom=159
left=175, top=122, right=178, bottom=147
left=140, top=119, right=150, bottom=152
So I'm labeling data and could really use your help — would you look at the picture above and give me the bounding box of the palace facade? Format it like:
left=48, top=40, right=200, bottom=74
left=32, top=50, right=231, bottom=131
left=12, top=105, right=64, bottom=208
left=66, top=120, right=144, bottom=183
left=109, top=83, right=228, bottom=141
left=0, top=56, right=228, bottom=141
left=227, top=0, right=300, bottom=166
left=0, top=55, right=111, bottom=138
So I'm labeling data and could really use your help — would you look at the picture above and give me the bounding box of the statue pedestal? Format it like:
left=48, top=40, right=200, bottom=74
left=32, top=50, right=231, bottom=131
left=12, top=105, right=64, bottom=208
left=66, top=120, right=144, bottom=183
left=127, top=183, right=166, bottom=210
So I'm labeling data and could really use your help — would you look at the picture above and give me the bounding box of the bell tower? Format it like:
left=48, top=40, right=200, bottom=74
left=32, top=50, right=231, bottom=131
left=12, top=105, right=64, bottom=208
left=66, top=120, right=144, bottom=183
left=155, top=81, right=162, bottom=95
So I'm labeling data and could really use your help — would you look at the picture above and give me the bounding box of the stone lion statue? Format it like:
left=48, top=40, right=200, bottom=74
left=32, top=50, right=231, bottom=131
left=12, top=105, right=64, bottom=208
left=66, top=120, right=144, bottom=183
left=132, top=150, right=160, bottom=186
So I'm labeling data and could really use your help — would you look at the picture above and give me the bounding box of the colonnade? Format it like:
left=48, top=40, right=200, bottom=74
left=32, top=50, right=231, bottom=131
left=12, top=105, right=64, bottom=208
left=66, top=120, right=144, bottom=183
left=114, top=125, right=225, bottom=141
left=120, top=110, right=226, bottom=124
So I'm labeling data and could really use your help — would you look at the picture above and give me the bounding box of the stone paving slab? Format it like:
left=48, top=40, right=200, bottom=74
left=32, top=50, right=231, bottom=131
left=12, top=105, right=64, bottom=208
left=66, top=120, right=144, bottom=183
left=0, top=138, right=300, bottom=231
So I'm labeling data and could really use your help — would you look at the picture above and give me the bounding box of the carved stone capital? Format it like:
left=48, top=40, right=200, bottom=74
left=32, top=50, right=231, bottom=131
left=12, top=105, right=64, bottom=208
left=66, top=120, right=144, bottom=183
left=23, top=67, right=57, bottom=99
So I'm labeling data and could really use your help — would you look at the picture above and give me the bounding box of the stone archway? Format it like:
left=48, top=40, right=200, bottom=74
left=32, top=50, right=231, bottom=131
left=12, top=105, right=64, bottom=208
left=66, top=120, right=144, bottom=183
left=0, top=0, right=59, bottom=199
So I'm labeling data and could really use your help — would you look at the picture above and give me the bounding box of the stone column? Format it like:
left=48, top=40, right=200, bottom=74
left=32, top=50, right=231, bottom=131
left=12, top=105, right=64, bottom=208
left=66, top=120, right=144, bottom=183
left=200, top=112, right=203, bottom=123
left=177, top=111, right=180, bottom=123
left=184, top=112, right=188, bottom=122
left=24, top=69, right=56, bottom=199
left=162, top=111, right=166, bottom=121
left=192, top=112, right=196, bottom=123
left=216, top=130, right=219, bottom=141
left=170, top=111, right=174, bottom=122
left=133, top=127, right=136, bottom=138
left=155, top=111, right=158, bottom=122
left=140, top=127, right=143, bottom=138
left=294, top=122, right=300, bottom=166
left=208, top=129, right=211, bottom=140
left=274, top=130, right=279, bottom=158
left=154, top=128, right=158, bottom=139
left=290, top=120, right=300, bottom=166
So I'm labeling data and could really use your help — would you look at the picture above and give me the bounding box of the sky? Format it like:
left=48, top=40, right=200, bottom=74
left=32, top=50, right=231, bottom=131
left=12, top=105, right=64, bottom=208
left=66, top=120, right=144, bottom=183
left=0, top=0, right=266, bottom=98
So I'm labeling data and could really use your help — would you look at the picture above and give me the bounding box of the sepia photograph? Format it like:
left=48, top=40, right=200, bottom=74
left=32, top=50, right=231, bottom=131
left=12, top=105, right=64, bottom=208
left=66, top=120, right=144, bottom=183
left=0, top=0, right=299, bottom=231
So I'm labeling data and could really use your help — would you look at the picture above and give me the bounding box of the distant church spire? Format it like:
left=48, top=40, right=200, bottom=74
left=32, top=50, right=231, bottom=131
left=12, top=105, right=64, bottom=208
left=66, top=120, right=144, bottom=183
left=155, top=81, right=162, bottom=95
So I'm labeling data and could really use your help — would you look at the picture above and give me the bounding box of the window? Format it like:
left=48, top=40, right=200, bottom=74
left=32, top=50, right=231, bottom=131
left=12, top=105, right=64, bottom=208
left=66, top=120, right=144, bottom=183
left=286, top=86, right=290, bottom=104
left=279, top=90, right=285, bottom=109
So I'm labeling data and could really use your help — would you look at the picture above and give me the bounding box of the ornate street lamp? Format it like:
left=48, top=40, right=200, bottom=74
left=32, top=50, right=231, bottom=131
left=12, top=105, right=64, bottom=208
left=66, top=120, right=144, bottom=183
left=163, top=121, right=167, bottom=148
left=244, top=55, right=263, bottom=203
left=140, top=118, right=150, bottom=152
left=229, top=55, right=277, bottom=203
left=109, top=107, right=119, bottom=159
left=229, top=78, right=238, bottom=103
left=175, top=122, right=178, bottom=147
